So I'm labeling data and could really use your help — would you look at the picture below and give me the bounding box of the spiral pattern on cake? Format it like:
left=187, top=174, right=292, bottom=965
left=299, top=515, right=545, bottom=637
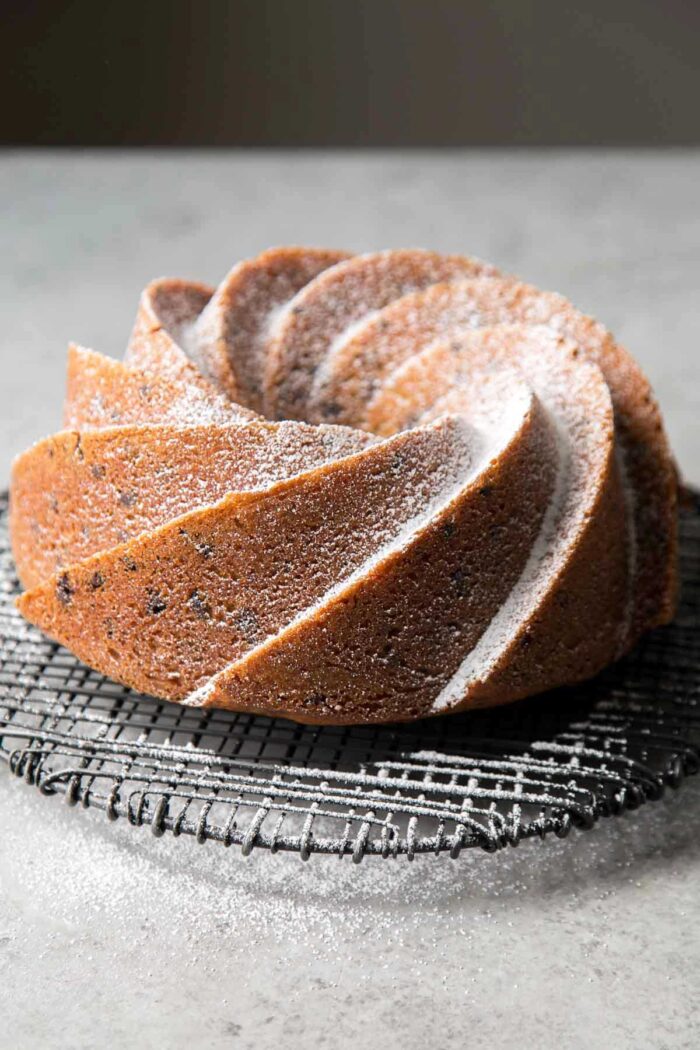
left=10, top=248, right=678, bottom=724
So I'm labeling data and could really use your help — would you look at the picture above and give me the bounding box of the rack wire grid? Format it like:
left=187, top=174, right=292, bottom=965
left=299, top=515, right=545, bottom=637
left=0, top=490, right=698, bottom=862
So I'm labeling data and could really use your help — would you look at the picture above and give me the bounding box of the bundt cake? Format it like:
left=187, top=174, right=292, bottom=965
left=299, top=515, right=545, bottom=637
left=9, top=247, right=678, bottom=724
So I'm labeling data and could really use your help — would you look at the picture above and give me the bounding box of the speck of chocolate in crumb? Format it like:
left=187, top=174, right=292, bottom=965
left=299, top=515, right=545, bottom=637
left=303, top=691, right=327, bottom=707
left=188, top=589, right=211, bottom=621
left=91, top=464, right=106, bottom=479
left=442, top=520, right=456, bottom=539
left=118, top=491, right=137, bottom=508
left=450, top=567, right=469, bottom=597
left=232, top=607, right=260, bottom=642
left=89, top=571, right=105, bottom=591
left=56, top=573, right=74, bottom=606
left=146, top=589, right=167, bottom=615
left=122, top=555, right=138, bottom=572
left=390, top=451, right=405, bottom=475
left=178, top=528, right=214, bottom=559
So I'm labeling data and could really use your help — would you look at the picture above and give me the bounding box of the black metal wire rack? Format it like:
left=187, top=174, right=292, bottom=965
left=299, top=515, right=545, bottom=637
left=0, top=491, right=698, bottom=862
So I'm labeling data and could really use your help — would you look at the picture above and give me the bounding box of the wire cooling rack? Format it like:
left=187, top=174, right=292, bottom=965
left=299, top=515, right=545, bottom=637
left=0, top=491, right=698, bottom=862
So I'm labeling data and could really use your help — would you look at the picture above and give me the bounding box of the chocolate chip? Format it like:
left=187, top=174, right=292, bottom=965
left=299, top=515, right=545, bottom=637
left=89, top=571, right=105, bottom=591
left=303, top=691, right=327, bottom=707
left=442, top=520, right=456, bottom=539
left=56, top=573, right=74, bottom=606
left=178, top=528, right=213, bottom=559
left=188, top=589, right=211, bottom=621
left=146, top=589, right=167, bottom=615
left=450, top=567, right=469, bottom=597
left=390, top=451, right=405, bottom=475
left=480, top=485, right=493, bottom=497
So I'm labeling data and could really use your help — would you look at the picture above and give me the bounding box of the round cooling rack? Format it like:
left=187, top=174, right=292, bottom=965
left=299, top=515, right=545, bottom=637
left=0, top=491, right=698, bottom=862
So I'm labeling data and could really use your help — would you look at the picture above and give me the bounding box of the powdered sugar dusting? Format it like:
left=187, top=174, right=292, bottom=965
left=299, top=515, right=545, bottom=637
left=188, top=390, right=534, bottom=706
left=433, top=408, right=570, bottom=709
left=2, top=763, right=694, bottom=1016
left=311, top=309, right=382, bottom=395
left=11, top=247, right=671, bottom=726
left=432, top=326, right=614, bottom=710
left=265, top=250, right=499, bottom=419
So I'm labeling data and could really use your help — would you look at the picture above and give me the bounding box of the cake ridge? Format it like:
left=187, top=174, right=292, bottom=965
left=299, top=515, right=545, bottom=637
left=184, top=387, right=547, bottom=716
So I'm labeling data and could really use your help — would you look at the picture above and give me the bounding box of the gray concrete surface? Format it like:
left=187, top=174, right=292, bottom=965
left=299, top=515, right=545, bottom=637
left=1, top=149, right=699, bottom=485
left=0, top=150, right=699, bottom=1049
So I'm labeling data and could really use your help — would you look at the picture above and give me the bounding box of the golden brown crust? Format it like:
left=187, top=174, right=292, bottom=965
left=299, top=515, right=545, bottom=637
left=183, top=394, right=558, bottom=722
left=125, top=278, right=217, bottom=394
left=10, top=420, right=374, bottom=588
left=17, top=420, right=475, bottom=699
left=10, top=247, right=679, bottom=725
left=263, top=249, right=501, bottom=420
left=63, top=344, right=257, bottom=430
left=192, top=247, right=352, bottom=410
left=320, top=276, right=678, bottom=641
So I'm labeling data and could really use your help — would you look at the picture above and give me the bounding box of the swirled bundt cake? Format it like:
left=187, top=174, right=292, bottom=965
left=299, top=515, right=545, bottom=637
left=9, top=247, right=678, bottom=724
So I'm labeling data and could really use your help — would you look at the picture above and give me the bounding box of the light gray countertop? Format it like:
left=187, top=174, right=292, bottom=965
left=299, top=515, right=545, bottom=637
left=0, top=150, right=699, bottom=1049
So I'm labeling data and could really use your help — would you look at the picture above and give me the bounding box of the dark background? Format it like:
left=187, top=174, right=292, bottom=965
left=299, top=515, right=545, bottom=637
left=3, top=0, right=700, bottom=146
